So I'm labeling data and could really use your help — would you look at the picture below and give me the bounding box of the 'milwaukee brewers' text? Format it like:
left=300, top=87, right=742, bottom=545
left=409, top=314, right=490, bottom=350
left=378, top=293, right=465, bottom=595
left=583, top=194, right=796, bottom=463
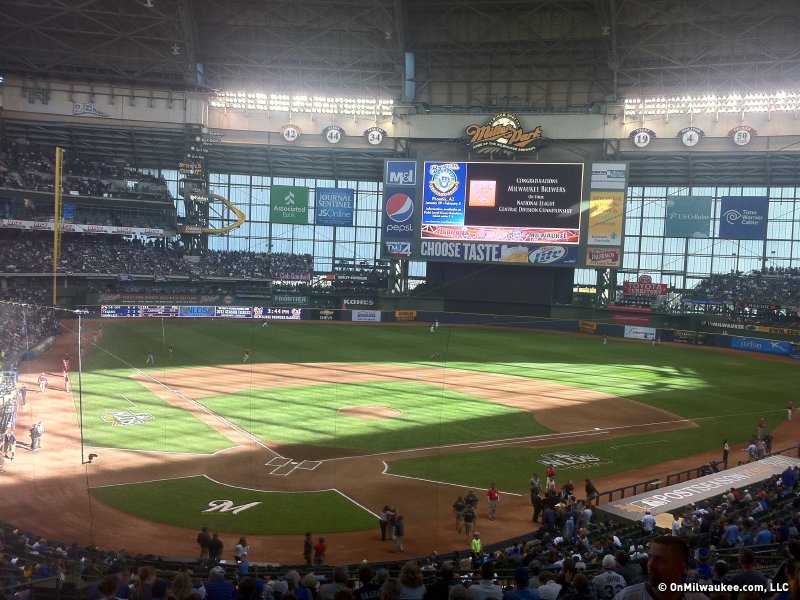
left=502, top=177, right=570, bottom=213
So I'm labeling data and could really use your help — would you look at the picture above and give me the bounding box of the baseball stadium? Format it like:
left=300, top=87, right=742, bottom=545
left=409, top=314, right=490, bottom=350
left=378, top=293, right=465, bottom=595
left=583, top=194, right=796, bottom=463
left=2, top=2, right=800, bottom=599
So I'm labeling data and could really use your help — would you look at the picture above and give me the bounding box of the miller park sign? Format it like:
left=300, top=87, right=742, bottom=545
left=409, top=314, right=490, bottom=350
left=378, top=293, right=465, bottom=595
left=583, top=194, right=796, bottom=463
left=465, top=113, right=543, bottom=154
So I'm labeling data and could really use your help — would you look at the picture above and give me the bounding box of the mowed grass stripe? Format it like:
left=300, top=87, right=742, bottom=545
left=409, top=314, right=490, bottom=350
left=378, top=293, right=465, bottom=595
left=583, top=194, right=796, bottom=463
left=78, top=371, right=234, bottom=454
left=197, top=382, right=551, bottom=452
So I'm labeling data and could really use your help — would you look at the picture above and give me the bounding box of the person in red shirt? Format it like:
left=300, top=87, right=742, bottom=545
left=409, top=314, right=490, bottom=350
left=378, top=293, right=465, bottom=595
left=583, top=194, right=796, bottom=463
left=313, top=536, right=326, bottom=566
left=37, top=372, right=48, bottom=393
left=546, top=465, right=556, bottom=491
left=487, top=483, right=499, bottom=520
left=788, top=401, right=794, bottom=421
left=758, top=417, right=766, bottom=439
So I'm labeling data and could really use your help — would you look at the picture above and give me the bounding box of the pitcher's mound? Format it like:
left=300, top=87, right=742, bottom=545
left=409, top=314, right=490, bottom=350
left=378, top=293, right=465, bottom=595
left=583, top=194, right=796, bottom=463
left=338, top=405, right=401, bottom=419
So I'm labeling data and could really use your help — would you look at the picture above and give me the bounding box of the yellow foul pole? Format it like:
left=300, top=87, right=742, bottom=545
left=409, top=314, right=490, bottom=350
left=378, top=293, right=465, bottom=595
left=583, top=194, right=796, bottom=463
left=53, top=147, right=64, bottom=307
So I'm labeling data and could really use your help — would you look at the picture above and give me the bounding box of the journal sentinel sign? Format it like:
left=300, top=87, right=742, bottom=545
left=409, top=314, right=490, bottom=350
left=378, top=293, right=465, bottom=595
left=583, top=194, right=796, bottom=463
left=315, top=188, right=354, bottom=226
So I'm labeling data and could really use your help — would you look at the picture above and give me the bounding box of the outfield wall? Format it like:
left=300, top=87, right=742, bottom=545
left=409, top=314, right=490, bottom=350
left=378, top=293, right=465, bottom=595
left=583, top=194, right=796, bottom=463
left=84, top=304, right=797, bottom=360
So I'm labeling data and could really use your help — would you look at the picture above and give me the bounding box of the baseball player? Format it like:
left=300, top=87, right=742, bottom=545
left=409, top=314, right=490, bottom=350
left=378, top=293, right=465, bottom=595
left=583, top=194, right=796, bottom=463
left=37, top=372, right=47, bottom=393
left=145, top=348, right=155, bottom=365
left=243, top=349, right=251, bottom=362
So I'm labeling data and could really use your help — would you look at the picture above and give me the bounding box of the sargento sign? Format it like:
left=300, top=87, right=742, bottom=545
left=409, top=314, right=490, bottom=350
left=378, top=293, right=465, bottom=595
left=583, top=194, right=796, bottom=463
left=465, top=113, right=542, bottom=154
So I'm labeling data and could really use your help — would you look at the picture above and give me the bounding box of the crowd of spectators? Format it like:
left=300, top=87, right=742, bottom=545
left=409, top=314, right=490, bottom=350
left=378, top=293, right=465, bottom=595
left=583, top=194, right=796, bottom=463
left=0, top=283, right=59, bottom=369
left=1, top=463, right=800, bottom=600
left=680, top=271, right=800, bottom=326
left=0, top=146, right=172, bottom=202
left=0, top=233, right=314, bottom=280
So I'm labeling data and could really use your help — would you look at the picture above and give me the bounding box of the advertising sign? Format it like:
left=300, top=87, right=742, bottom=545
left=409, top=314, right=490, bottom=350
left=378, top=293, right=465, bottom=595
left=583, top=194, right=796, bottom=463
left=623, top=275, right=668, bottom=296
left=615, top=314, right=652, bottom=325
left=665, top=196, right=711, bottom=238
left=719, top=196, right=769, bottom=240
left=731, top=336, right=792, bottom=356
left=587, top=191, right=625, bottom=246
left=315, top=188, right=354, bottom=227
left=623, top=325, right=656, bottom=339
left=385, top=161, right=417, bottom=186
left=215, top=306, right=253, bottom=318
left=395, top=310, right=417, bottom=321
left=381, top=160, right=418, bottom=260
left=0, top=219, right=164, bottom=237
left=273, top=294, right=309, bottom=306
left=352, top=310, right=382, bottom=322
left=342, top=298, right=376, bottom=308
left=585, top=247, right=621, bottom=267
left=178, top=306, right=216, bottom=318
left=419, top=240, right=577, bottom=265
left=383, top=186, right=416, bottom=240
left=270, top=186, right=309, bottom=224
left=600, top=456, right=800, bottom=521
left=590, top=162, right=628, bottom=190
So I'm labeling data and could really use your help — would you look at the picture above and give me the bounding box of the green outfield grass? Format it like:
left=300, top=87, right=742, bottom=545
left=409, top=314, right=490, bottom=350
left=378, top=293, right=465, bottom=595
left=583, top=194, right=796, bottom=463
left=75, top=319, right=798, bottom=525
left=90, top=475, right=377, bottom=534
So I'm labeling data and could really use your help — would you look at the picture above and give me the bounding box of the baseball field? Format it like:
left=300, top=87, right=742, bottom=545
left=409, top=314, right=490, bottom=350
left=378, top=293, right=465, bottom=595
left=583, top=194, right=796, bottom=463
left=5, top=317, right=797, bottom=564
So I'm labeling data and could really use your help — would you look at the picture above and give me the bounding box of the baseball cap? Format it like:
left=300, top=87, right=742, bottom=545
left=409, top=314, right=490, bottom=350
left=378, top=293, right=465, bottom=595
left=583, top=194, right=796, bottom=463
left=602, top=555, right=616, bottom=569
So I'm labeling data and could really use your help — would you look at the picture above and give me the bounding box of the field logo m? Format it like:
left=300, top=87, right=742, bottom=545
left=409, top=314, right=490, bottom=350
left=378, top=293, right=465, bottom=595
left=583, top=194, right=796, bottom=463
left=202, top=499, right=262, bottom=515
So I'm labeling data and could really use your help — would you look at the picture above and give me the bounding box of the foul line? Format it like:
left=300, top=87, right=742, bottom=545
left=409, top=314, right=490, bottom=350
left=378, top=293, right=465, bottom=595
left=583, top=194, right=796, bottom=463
left=121, top=394, right=137, bottom=408
left=610, top=439, right=668, bottom=450
left=80, top=336, right=283, bottom=458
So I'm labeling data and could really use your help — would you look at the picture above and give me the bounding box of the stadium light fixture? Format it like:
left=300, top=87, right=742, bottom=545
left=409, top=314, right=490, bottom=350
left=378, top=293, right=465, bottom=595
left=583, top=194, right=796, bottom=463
left=211, top=91, right=394, bottom=117
left=625, top=91, right=800, bottom=117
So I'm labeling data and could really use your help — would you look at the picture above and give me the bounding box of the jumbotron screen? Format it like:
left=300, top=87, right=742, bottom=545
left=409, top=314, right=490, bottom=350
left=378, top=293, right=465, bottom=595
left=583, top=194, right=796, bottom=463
left=421, top=161, right=583, bottom=245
